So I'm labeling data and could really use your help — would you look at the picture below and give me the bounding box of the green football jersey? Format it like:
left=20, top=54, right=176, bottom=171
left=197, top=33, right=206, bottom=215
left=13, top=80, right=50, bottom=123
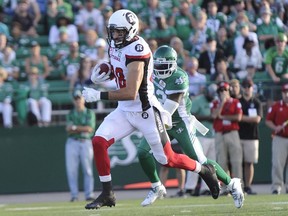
left=0, top=82, right=13, bottom=102
left=264, top=46, right=288, bottom=76
left=23, top=81, right=49, bottom=100
left=153, top=66, right=191, bottom=123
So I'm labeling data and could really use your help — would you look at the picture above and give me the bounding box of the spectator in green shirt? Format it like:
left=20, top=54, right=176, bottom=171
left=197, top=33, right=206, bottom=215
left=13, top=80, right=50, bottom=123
left=0, top=67, right=13, bottom=128
left=65, top=89, right=96, bottom=202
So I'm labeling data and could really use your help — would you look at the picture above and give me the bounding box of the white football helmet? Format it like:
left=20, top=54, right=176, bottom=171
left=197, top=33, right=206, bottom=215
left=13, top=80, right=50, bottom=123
left=107, top=9, right=139, bottom=48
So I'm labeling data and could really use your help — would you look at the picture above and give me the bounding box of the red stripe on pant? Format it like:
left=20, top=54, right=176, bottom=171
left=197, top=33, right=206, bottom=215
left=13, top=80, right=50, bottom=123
left=163, top=141, right=196, bottom=171
left=92, top=136, right=114, bottom=176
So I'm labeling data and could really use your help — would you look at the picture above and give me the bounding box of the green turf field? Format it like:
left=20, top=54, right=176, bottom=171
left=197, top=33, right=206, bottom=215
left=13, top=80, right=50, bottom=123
left=0, top=195, right=288, bottom=216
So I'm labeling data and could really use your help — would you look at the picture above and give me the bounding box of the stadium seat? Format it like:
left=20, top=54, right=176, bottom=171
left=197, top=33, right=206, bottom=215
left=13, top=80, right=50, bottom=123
left=46, top=68, right=64, bottom=80
left=253, top=72, right=271, bottom=82
left=47, top=80, right=72, bottom=107
left=36, top=35, right=49, bottom=47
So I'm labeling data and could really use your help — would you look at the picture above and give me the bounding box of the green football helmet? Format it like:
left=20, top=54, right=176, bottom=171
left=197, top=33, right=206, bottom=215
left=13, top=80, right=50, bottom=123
left=153, top=45, right=177, bottom=79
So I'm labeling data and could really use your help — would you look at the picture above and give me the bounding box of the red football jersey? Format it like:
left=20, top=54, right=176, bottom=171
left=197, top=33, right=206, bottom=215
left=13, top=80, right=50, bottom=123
left=266, top=100, right=288, bottom=137
left=211, top=98, right=242, bottom=132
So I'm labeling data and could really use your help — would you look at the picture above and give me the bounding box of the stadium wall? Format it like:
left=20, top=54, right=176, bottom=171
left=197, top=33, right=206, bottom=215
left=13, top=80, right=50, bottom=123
left=0, top=121, right=272, bottom=194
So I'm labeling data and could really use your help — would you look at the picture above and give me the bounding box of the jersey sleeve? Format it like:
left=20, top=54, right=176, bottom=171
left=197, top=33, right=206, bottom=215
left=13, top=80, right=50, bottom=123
left=66, top=111, right=74, bottom=126
left=235, top=99, right=243, bottom=114
left=125, top=37, right=152, bottom=66
left=264, top=48, right=273, bottom=64
left=87, top=110, right=96, bottom=130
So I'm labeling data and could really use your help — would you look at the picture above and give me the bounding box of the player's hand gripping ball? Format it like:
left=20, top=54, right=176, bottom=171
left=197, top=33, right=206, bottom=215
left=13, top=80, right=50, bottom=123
left=91, top=62, right=115, bottom=83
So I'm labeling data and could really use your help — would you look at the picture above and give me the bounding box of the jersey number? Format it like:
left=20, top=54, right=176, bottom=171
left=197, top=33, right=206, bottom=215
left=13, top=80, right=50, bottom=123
left=113, top=67, right=126, bottom=88
left=275, top=61, right=284, bottom=74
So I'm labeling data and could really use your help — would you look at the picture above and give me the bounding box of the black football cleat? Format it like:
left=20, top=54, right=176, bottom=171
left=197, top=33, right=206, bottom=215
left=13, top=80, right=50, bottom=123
left=85, top=191, right=116, bottom=210
left=198, top=164, right=220, bottom=199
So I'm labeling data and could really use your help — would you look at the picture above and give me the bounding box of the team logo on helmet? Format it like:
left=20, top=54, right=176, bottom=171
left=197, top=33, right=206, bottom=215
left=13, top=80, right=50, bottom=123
left=126, top=12, right=136, bottom=25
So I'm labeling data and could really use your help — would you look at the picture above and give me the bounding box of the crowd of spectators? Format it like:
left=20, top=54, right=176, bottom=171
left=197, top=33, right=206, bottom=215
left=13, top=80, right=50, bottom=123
left=0, top=0, right=288, bottom=128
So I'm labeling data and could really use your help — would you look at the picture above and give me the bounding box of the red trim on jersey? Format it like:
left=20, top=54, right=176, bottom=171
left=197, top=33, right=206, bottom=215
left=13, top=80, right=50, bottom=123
left=266, top=100, right=288, bottom=137
left=125, top=53, right=151, bottom=60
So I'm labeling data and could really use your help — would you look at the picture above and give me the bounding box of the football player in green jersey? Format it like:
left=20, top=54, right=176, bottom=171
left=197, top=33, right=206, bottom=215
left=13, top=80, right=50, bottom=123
left=137, top=45, right=244, bottom=208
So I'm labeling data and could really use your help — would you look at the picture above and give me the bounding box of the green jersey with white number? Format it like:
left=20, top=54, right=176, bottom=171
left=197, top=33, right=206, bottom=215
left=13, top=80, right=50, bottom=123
left=153, top=66, right=191, bottom=123
left=264, top=46, right=288, bottom=76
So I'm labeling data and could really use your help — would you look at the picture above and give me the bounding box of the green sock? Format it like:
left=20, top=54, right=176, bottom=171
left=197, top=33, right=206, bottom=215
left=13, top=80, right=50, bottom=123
left=138, top=153, right=160, bottom=183
left=206, top=159, right=231, bottom=185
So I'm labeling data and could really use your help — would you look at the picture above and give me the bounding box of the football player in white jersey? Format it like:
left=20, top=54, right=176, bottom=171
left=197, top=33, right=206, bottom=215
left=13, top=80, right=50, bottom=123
left=82, top=9, right=220, bottom=210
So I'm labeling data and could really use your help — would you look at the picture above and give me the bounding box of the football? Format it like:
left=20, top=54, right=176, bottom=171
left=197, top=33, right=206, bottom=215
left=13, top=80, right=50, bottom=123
left=98, top=62, right=115, bottom=80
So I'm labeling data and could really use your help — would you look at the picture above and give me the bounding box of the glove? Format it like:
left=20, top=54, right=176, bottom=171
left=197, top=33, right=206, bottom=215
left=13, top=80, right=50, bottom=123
left=90, top=64, right=111, bottom=83
left=161, top=110, right=172, bottom=130
left=82, top=87, right=101, bottom=102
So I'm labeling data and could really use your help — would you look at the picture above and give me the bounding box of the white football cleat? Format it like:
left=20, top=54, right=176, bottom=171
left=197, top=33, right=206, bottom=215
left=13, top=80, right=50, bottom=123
left=141, top=184, right=167, bottom=207
left=227, top=178, right=244, bottom=208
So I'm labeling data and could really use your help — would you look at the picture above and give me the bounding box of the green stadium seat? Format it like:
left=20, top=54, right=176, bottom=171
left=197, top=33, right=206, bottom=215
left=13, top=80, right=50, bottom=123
left=46, top=68, right=64, bottom=80
left=35, top=35, right=49, bottom=47
left=48, top=92, right=73, bottom=106
left=253, top=72, right=271, bottom=82
left=47, top=80, right=72, bottom=106
left=47, top=80, right=70, bottom=91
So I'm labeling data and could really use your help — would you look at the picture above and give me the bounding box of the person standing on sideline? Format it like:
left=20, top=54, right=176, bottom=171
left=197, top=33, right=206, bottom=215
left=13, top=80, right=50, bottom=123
left=239, top=78, right=263, bottom=195
left=137, top=46, right=244, bottom=208
left=211, top=81, right=243, bottom=183
left=65, top=90, right=96, bottom=202
left=266, top=83, right=288, bottom=194
left=81, top=9, right=220, bottom=210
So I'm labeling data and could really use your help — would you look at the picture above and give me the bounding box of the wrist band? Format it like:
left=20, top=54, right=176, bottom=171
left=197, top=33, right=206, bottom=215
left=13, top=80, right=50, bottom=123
left=100, top=92, right=109, bottom=100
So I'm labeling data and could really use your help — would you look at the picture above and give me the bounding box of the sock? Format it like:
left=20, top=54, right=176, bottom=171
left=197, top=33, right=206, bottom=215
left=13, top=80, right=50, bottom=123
left=194, top=161, right=201, bottom=173
left=138, top=147, right=161, bottom=183
left=206, top=159, right=231, bottom=185
left=163, top=142, right=197, bottom=171
left=152, top=181, right=162, bottom=188
left=102, top=181, right=113, bottom=194
left=92, top=136, right=114, bottom=176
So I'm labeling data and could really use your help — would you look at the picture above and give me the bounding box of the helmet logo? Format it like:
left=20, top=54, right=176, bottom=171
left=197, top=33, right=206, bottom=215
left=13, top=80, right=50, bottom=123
left=135, top=44, right=144, bottom=52
left=126, top=12, right=136, bottom=25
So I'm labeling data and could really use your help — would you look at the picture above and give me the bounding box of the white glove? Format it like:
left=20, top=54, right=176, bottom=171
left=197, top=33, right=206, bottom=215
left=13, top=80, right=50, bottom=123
left=161, top=110, right=172, bottom=130
left=82, top=87, right=101, bottom=102
left=90, top=64, right=111, bottom=84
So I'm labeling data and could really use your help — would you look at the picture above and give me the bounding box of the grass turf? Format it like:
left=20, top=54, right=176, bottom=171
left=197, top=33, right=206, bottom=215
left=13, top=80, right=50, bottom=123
left=0, top=194, right=288, bottom=216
